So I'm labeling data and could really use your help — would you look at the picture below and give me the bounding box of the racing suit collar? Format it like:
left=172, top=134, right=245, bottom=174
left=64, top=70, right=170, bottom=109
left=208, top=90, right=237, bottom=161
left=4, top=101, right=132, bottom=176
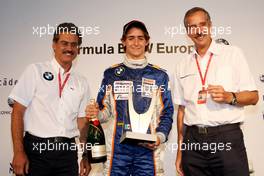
left=123, top=55, right=148, bottom=69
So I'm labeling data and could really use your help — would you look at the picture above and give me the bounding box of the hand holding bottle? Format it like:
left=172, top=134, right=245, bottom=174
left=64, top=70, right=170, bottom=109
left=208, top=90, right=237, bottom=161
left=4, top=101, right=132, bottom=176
left=85, top=99, right=99, bottom=120
left=84, top=99, right=107, bottom=163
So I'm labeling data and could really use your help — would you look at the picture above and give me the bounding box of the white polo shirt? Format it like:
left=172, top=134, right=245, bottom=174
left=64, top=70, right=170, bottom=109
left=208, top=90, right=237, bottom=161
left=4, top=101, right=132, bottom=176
left=173, top=41, right=257, bottom=126
left=9, top=58, right=90, bottom=138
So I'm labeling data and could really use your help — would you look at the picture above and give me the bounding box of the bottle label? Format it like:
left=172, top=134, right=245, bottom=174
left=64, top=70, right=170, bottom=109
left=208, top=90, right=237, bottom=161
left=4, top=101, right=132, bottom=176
left=92, top=145, right=106, bottom=158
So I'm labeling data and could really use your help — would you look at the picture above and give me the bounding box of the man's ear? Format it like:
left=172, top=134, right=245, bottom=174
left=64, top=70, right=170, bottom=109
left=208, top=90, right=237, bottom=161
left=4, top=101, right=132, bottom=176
left=121, top=40, right=125, bottom=47
left=145, top=40, right=149, bottom=47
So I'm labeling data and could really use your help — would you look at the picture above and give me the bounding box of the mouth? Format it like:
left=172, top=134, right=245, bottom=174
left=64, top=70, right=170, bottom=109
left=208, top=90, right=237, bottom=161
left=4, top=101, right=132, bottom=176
left=132, top=47, right=143, bottom=50
left=63, top=51, right=74, bottom=56
left=194, top=33, right=206, bottom=41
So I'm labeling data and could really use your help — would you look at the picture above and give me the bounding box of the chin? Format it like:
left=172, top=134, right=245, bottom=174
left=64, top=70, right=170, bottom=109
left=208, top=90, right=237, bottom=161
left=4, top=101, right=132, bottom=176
left=62, top=57, right=74, bottom=63
left=133, top=54, right=145, bottom=58
left=195, top=39, right=209, bottom=47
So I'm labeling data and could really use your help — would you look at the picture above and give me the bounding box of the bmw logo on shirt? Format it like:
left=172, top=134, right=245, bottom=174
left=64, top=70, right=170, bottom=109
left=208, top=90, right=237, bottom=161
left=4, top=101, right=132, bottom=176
left=43, top=72, right=54, bottom=81
left=115, top=66, right=125, bottom=76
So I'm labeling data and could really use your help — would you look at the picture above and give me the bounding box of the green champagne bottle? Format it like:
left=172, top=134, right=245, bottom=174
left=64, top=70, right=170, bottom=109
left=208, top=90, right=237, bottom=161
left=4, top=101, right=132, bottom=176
left=85, top=100, right=107, bottom=163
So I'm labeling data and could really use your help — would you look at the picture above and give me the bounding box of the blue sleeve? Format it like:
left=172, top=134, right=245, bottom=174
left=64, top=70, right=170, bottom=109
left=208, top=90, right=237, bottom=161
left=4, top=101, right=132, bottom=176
left=96, top=70, right=114, bottom=123
left=97, top=71, right=108, bottom=110
left=156, top=73, right=174, bottom=142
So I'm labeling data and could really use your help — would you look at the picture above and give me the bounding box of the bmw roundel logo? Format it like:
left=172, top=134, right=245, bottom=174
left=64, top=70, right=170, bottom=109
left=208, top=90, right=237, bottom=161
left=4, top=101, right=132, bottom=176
left=7, top=98, right=14, bottom=107
left=115, top=66, right=125, bottom=76
left=260, top=74, right=264, bottom=82
left=43, top=72, right=54, bottom=81
left=215, top=38, right=230, bottom=45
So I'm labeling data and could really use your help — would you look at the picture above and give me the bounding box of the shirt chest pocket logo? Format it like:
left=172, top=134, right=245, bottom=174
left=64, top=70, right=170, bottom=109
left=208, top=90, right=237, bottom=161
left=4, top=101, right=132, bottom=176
left=179, top=72, right=197, bottom=100
left=180, top=73, right=196, bottom=79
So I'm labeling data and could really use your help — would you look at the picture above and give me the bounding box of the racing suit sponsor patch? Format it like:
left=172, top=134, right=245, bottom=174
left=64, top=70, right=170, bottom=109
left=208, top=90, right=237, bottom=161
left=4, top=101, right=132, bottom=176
left=141, top=77, right=156, bottom=98
left=113, top=81, right=133, bottom=100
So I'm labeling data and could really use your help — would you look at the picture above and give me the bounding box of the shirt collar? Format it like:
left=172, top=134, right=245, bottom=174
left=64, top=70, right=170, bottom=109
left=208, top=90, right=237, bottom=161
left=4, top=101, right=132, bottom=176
left=123, top=55, right=148, bottom=69
left=51, top=58, right=74, bottom=75
left=191, top=40, right=220, bottom=59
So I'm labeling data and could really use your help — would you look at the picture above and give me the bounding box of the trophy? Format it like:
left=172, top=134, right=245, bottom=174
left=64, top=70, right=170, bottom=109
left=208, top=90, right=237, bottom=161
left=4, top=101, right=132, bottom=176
left=120, top=87, right=158, bottom=144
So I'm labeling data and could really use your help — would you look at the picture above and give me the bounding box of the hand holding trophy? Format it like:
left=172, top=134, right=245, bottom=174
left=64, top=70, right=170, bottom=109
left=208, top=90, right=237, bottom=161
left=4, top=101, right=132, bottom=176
left=84, top=99, right=107, bottom=163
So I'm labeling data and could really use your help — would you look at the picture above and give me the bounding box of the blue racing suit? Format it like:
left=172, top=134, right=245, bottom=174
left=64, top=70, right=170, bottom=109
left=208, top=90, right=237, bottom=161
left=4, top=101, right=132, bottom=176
left=97, top=61, right=174, bottom=176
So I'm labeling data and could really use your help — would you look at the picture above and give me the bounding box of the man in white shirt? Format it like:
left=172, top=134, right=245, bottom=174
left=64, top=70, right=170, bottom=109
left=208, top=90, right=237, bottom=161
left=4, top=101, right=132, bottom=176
left=173, top=7, right=259, bottom=176
left=9, top=23, right=91, bottom=176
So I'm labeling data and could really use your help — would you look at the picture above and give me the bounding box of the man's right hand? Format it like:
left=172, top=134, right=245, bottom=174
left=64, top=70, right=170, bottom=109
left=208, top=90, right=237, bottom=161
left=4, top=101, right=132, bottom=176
left=12, top=151, right=29, bottom=175
left=175, top=149, right=184, bottom=176
left=85, top=102, right=99, bottom=120
left=79, top=158, right=91, bottom=176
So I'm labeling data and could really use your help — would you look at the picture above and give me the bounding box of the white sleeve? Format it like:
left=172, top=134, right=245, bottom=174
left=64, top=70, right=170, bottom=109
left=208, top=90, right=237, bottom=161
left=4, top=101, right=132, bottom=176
left=77, top=78, right=90, bottom=118
left=8, top=64, right=37, bottom=107
left=233, top=47, right=257, bottom=91
left=172, top=63, right=187, bottom=106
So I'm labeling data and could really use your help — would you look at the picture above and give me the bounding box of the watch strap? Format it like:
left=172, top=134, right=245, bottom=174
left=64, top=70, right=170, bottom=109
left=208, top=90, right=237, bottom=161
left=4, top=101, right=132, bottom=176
left=229, top=92, right=237, bottom=105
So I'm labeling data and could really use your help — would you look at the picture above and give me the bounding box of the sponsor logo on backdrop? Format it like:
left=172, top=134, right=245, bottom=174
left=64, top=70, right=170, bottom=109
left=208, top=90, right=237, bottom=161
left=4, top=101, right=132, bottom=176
left=258, top=73, right=264, bottom=122
left=78, top=43, right=194, bottom=55
left=259, top=74, right=264, bottom=82
left=0, top=110, right=11, bottom=117
left=0, top=97, right=13, bottom=117
left=78, top=38, right=229, bottom=55
left=9, top=163, right=13, bottom=174
left=8, top=98, right=15, bottom=108
left=0, top=77, right=18, bottom=87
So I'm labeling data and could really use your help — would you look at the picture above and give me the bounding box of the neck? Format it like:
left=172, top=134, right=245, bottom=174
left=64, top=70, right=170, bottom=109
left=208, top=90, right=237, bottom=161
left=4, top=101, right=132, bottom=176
left=62, top=64, right=71, bottom=73
left=55, top=58, right=72, bottom=73
left=196, top=39, right=212, bottom=57
left=126, top=54, right=145, bottom=60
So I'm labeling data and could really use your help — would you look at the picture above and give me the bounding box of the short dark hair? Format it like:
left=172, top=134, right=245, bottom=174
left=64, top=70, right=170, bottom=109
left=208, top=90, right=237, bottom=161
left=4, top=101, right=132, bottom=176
left=121, top=20, right=150, bottom=51
left=184, top=7, right=211, bottom=28
left=53, top=22, right=82, bottom=45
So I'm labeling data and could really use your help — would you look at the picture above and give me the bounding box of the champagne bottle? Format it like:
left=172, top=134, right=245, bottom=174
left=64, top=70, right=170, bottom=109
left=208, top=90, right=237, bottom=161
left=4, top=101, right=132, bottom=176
left=85, top=99, right=107, bottom=163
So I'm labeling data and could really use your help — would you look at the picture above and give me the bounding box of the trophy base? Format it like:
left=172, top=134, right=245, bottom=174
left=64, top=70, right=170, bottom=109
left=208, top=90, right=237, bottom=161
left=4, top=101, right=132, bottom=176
left=120, top=131, right=157, bottom=144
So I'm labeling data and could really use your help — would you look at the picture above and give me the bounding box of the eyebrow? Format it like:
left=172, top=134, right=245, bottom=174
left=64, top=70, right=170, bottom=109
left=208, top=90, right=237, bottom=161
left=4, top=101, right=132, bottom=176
left=188, top=21, right=208, bottom=27
left=126, top=35, right=145, bottom=37
left=59, top=40, right=78, bottom=43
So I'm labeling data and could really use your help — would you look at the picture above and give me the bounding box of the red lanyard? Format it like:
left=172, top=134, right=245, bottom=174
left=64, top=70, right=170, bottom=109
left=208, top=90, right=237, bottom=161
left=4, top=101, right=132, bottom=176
left=195, top=53, right=213, bottom=90
left=58, top=70, right=70, bottom=98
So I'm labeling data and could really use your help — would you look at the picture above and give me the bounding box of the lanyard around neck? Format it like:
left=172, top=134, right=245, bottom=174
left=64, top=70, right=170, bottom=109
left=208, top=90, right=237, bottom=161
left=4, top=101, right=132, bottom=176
left=195, top=53, right=213, bottom=90
left=58, top=70, right=70, bottom=98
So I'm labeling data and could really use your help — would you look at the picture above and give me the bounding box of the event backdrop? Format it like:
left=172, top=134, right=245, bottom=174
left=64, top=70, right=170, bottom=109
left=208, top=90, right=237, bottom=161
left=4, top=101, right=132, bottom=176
left=1, top=0, right=263, bottom=175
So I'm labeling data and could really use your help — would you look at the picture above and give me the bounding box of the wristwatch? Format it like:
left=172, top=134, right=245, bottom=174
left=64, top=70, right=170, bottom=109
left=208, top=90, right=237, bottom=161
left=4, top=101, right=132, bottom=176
left=229, top=92, right=238, bottom=105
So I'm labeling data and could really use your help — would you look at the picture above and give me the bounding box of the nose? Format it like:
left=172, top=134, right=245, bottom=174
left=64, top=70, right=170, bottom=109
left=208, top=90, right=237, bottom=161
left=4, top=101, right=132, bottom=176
left=62, top=42, right=78, bottom=50
left=190, top=26, right=203, bottom=35
left=65, top=44, right=74, bottom=51
left=134, top=38, right=139, bottom=46
left=199, top=26, right=208, bottom=35
left=194, top=26, right=202, bottom=35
